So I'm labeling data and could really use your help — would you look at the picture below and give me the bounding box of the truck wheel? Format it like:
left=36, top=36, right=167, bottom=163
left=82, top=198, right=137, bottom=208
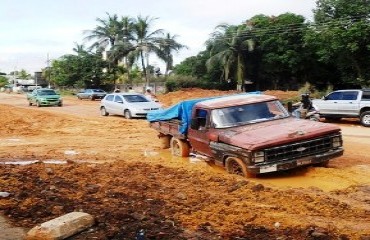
left=226, top=157, right=255, bottom=178
left=360, top=111, right=370, bottom=127
left=36, top=101, right=41, bottom=107
left=29, top=102, right=32, bottom=106
left=124, top=110, right=132, bottom=119
left=100, top=107, right=109, bottom=116
left=170, top=138, right=190, bottom=157
left=159, top=135, right=171, bottom=149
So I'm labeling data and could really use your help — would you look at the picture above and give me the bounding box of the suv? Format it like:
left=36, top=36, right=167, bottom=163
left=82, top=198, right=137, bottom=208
left=312, top=89, right=370, bottom=126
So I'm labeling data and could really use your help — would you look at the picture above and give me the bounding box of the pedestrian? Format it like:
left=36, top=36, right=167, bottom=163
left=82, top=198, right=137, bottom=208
left=145, top=88, right=158, bottom=102
left=128, top=86, right=135, bottom=93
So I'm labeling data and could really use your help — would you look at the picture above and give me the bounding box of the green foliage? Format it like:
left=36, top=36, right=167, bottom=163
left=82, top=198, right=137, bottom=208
left=164, top=75, right=236, bottom=92
left=306, top=0, right=370, bottom=86
left=50, top=49, right=107, bottom=88
left=0, top=76, right=8, bottom=87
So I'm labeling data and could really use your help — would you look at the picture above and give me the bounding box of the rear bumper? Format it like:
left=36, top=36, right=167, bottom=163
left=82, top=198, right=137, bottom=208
left=247, top=148, right=344, bottom=174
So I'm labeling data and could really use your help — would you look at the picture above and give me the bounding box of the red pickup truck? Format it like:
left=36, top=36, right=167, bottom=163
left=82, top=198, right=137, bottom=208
left=147, top=93, right=344, bottom=177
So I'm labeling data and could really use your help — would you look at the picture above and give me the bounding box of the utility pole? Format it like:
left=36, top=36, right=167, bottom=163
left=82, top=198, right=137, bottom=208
left=47, top=53, right=51, bottom=88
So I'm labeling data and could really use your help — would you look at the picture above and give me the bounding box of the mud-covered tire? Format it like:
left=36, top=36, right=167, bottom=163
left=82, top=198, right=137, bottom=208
left=124, top=110, right=132, bottom=119
left=170, top=137, right=190, bottom=157
left=36, top=101, right=41, bottom=107
left=360, top=111, right=370, bottom=127
left=100, top=107, right=109, bottom=116
left=226, top=157, right=256, bottom=178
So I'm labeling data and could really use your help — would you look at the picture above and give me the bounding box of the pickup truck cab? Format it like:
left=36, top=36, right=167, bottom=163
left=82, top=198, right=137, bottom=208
left=27, top=88, right=63, bottom=107
left=148, top=93, right=344, bottom=177
left=312, top=89, right=370, bottom=127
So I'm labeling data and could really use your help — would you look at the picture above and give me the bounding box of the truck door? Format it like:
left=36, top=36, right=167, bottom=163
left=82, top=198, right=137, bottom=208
left=337, top=91, right=360, bottom=116
left=188, top=108, right=214, bottom=157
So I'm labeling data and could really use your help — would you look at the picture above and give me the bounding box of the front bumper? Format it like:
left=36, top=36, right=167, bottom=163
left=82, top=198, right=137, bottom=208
left=247, top=148, right=344, bottom=174
left=39, top=99, right=62, bottom=106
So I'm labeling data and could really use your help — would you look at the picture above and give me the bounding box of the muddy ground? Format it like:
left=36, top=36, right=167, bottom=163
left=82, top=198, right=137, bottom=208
left=0, top=89, right=369, bottom=240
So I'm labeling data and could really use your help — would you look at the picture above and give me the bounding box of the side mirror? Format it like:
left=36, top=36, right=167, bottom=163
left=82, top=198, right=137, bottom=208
left=322, top=96, right=327, bottom=100
left=190, top=118, right=200, bottom=130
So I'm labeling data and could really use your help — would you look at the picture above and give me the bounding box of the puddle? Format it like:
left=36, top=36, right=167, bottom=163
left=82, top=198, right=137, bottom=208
left=6, top=138, right=22, bottom=142
left=0, top=159, right=106, bottom=166
left=151, top=150, right=370, bottom=192
left=64, top=150, right=79, bottom=155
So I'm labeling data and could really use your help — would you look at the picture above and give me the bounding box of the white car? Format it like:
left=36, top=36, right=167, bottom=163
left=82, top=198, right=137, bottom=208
left=100, top=93, right=162, bottom=119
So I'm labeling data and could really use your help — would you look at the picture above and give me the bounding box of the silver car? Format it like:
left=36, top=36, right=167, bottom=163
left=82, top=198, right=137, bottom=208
left=100, top=93, right=162, bottom=119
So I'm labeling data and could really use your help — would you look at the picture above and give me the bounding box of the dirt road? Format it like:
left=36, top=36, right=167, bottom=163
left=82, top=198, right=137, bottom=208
left=0, top=90, right=369, bottom=239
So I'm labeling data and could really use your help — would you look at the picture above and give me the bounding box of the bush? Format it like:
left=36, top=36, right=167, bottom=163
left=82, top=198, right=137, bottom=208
left=165, top=75, right=237, bottom=92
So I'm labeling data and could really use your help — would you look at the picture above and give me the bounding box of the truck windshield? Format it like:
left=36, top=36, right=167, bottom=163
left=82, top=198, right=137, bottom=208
left=211, top=100, right=289, bottom=128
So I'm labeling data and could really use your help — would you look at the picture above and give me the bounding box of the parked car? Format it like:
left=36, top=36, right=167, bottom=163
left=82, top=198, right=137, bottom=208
left=100, top=93, right=162, bottom=119
left=77, top=89, right=106, bottom=100
left=312, top=89, right=370, bottom=126
left=27, top=88, right=62, bottom=107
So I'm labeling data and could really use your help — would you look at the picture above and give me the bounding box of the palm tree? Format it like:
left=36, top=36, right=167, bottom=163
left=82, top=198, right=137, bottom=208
left=131, top=15, right=164, bottom=85
left=83, top=13, right=124, bottom=85
left=206, top=24, right=254, bottom=90
left=83, top=12, right=122, bottom=51
left=156, top=33, right=187, bottom=76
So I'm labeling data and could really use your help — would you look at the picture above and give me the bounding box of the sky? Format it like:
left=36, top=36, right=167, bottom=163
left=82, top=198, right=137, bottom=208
left=0, top=0, right=317, bottom=75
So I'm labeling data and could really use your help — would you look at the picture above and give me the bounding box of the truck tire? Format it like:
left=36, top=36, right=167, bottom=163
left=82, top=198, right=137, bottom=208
left=360, top=111, right=370, bottom=127
left=36, top=101, right=41, bottom=107
left=29, top=102, right=32, bottom=106
left=159, top=135, right=171, bottom=149
left=226, top=157, right=256, bottom=178
left=170, top=137, right=190, bottom=157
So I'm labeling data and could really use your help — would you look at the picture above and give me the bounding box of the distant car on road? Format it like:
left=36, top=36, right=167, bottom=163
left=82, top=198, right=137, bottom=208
left=100, top=93, right=162, bottom=119
left=27, top=88, right=63, bottom=107
left=77, top=89, right=106, bottom=100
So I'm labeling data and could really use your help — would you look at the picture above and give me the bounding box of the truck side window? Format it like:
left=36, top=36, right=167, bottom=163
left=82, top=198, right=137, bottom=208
left=342, top=91, right=358, bottom=100
left=326, top=92, right=342, bottom=100
left=195, top=109, right=207, bottom=130
left=362, top=91, right=370, bottom=101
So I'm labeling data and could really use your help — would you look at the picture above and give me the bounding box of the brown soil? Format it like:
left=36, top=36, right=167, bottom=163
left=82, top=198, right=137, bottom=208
left=0, top=89, right=369, bottom=240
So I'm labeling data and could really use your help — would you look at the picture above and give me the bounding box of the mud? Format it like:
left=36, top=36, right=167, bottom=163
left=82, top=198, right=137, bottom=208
left=0, top=89, right=369, bottom=239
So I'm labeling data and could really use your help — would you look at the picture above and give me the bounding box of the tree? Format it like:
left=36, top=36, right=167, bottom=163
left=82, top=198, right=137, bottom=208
left=156, top=32, right=187, bottom=76
left=305, top=0, right=370, bottom=87
left=249, top=13, right=308, bottom=90
left=50, top=45, right=106, bottom=88
left=17, top=69, right=31, bottom=79
left=206, top=24, right=254, bottom=90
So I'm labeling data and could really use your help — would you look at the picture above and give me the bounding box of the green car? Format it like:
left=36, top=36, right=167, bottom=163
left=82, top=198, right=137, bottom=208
left=27, top=88, right=63, bottom=107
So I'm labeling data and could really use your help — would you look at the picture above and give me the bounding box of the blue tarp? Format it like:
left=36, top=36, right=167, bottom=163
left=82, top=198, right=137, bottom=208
left=147, top=92, right=261, bottom=134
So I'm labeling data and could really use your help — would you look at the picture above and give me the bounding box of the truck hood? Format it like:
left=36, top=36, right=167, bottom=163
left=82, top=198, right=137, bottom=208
left=217, top=118, right=341, bottom=150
